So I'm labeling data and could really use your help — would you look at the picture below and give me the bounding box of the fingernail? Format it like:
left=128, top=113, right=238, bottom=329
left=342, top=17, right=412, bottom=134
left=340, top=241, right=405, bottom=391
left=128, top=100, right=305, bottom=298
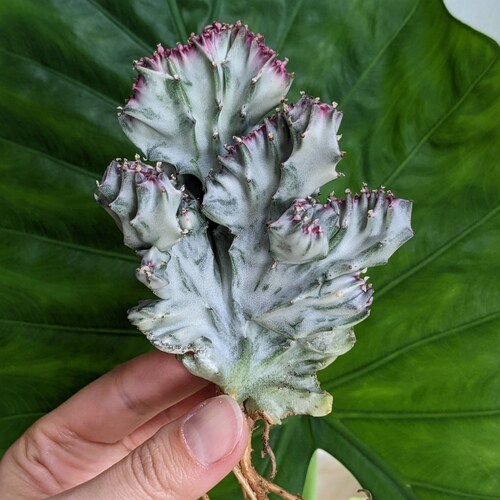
left=183, top=395, right=243, bottom=465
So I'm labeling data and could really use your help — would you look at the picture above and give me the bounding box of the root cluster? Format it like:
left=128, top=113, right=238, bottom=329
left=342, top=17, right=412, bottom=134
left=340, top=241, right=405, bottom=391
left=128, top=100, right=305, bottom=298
left=233, top=412, right=302, bottom=500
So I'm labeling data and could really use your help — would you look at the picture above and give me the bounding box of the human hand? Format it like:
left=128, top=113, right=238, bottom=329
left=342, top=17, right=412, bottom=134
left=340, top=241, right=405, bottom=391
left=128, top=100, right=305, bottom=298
left=0, top=351, right=248, bottom=499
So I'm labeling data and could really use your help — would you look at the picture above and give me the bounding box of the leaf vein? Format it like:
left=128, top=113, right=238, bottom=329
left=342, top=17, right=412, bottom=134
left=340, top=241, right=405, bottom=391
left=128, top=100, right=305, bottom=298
left=0, top=137, right=96, bottom=179
left=85, top=0, right=151, bottom=52
left=0, top=47, right=118, bottom=109
left=341, top=0, right=421, bottom=106
left=166, top=0, right=188, bottom=42
left=0, top=227, right=136, bottom=263
left=332, top=408, right=500, bottom=420
left=327, top=310, right=500, bottom=389
left=276, top=0, right=304, bottom=52
left=0, top=318, right=139, bottom=337
left=320, top=420, right=416, bottom=498
left=409, top=479, right=500, bottom=499
left=383, top=56, right=497, bottom=185
left=0, top=412, right=46, bottom=424
left=377, top=205, right=500, bottom=298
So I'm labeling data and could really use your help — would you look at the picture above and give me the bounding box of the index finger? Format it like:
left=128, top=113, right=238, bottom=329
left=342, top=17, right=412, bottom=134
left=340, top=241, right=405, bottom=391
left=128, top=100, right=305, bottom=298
left=49, top=350, right=209, bottom=443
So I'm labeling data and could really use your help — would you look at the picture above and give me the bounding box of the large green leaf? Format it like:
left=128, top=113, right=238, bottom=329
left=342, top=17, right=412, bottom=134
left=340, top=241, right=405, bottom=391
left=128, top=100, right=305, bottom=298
left=1, top=1, right=498, bottom=498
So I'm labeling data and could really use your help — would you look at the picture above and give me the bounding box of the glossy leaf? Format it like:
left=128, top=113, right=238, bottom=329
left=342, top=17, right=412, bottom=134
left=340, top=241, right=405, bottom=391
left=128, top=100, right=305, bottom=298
left=0, top=1, right=499, bottom=499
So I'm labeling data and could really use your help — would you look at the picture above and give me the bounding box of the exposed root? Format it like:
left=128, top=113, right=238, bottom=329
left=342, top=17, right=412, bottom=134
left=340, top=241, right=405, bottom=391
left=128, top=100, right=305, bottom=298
left=233, top=464, right=258, bottom=500
left=233, top=415, right=302, bottom=500
left=200, top=495, right=210, bottom=500
left=259, top=412, right=277, bottom=480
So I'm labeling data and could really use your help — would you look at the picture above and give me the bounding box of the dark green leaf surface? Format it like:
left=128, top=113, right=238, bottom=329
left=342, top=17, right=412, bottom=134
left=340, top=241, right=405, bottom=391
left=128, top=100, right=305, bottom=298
left=1, top=1, right=498, bottom=498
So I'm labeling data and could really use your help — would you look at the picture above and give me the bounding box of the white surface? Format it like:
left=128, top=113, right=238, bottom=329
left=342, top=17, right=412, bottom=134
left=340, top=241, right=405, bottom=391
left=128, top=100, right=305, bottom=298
left=444, top=0, right=500, bottom=43
left=317, top=450, right=362, bottom=500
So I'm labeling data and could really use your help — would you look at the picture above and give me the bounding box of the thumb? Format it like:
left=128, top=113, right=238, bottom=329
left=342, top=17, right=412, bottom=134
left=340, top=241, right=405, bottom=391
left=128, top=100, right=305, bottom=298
left=56, top=395, right=248, bottom=500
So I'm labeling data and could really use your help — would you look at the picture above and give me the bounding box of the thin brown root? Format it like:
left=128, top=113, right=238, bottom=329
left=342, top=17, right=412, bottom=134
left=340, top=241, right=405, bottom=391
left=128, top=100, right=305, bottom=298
left=265, top=482, right=302, bottom=499
left=259, top=412, right=277, bottom=479
left=233, top=464, right=258, bottom=500
left=233, top=417, right=302, bottom=500
left=200, top=495, right=210, bottom=500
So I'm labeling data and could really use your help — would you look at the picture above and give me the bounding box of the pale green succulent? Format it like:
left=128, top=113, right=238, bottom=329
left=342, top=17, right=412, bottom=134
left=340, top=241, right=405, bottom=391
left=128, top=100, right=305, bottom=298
left=96, top=22, right=413, bottom=424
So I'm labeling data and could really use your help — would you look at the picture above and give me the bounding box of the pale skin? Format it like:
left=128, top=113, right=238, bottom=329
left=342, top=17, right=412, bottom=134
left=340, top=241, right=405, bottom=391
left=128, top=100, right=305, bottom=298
left=0, top=351, right=249, bottom=499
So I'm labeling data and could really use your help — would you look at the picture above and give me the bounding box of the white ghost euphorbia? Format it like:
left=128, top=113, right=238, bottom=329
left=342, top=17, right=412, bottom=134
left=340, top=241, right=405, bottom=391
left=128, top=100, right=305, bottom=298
left=96, top=22, right=413, bottom=425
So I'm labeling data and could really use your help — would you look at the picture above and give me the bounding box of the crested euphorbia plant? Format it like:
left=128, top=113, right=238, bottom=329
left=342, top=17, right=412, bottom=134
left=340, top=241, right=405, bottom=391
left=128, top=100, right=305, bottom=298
left=96, top=21, right=413, bottom=499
